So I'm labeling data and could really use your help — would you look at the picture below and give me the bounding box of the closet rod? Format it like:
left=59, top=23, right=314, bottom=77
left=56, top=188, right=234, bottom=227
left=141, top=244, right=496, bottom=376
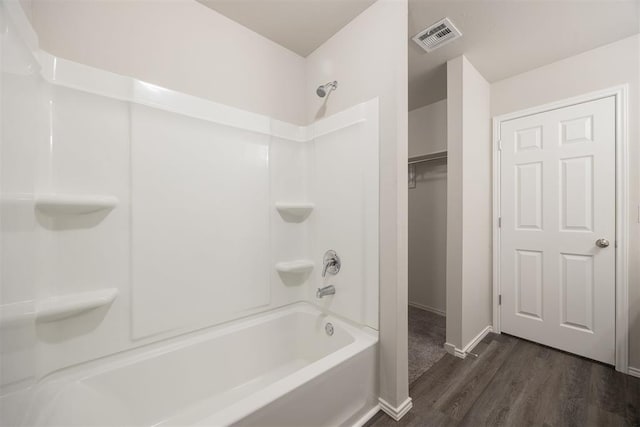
left=408, top=151, right=447, bottom=165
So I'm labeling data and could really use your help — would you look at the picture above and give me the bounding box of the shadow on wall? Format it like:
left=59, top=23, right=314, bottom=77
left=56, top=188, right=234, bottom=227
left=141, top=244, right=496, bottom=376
left=314, top=91, right=334, bottom=121
left=632, top=308, right=640, bottom=369
left=408, top=159, right=447, bottom=315
left=36, top=210, right=112, bottom=231
left=277, top=270, right=313, bottom=287
left=414, top=159, right=447, bottom=183
left=36, top=304, right=114, bottom=344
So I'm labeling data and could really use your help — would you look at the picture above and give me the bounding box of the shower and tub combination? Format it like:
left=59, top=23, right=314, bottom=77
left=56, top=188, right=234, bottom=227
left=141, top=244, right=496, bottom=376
left=0, top=3, right=380, bottom=426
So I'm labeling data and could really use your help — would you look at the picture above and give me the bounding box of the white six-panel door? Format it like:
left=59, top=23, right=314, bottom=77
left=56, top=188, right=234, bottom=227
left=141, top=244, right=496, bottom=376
left=499, top=96, right=616, bottom=364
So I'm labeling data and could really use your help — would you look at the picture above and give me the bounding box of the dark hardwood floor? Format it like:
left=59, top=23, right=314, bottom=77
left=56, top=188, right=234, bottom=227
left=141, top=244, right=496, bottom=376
left=366, top=333, right=640, bottom=427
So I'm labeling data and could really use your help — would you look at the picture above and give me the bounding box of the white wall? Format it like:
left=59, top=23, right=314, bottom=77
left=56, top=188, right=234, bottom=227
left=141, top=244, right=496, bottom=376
left=446, top=59, right=464, bottom=349
left=305, top=0, right=410, bottom=412
left=408, top=100, right=447, bottom=157
left=446, top=56, right=492, bottom=351
left=491, top=34, right=640, bottom=369
left=28, top=0, right=306, bottom=125
left=459, top=58, right=492, bottom=346
left=408, top=101, right=447, bottom=315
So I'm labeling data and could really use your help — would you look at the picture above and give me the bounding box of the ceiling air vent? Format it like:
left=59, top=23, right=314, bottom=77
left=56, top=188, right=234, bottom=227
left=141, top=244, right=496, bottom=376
left=412, top=18, right=462, bottom=53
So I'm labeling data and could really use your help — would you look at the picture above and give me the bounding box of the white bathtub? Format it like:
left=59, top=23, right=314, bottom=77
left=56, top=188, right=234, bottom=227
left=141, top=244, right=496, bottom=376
left=21, top=303, right=379, bottom=426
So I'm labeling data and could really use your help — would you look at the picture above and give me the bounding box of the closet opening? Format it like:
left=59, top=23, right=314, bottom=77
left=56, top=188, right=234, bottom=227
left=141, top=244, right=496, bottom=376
left=407, top=95, right=448, bottom=385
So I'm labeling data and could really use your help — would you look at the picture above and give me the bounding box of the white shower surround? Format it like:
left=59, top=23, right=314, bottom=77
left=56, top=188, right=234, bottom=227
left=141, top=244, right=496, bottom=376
left=26, top=49, right=380, bottom=336
left=1, top=2, right=380, bottom=425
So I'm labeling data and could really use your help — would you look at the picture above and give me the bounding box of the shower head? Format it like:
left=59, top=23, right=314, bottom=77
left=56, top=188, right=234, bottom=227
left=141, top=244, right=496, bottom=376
left=316, top=81, right=338, bottom=98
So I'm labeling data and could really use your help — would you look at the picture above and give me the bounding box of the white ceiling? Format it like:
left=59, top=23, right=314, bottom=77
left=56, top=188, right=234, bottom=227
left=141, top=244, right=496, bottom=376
left=198, top=0, right=640, bottom=110
left=408, top=0, right=640, bottom=109
left=196, top=0, right=376, bottom=57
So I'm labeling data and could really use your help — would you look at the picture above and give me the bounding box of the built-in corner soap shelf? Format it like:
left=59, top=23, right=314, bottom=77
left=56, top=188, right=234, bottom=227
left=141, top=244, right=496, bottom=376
left=0, top=288, right=119, bottom=328
left=35, top=288, right=119, bottom=323
left=28, top=194, right=119, bottom=326
left=275, top=202, right=314, bottom=222
left=35, top=194, right=119, bottom=215
left=275, top=260, right=314, bottom=274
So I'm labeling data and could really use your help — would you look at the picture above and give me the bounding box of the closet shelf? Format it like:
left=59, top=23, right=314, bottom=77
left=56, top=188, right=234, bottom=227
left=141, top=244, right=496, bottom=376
left=275, top=260, right=314, bottom=274
left=408, top=151, right=447, bottom=165
left=35, top=288, right=119, bottom=323
left=35, top=194, right=119, bottom=215
left=275, top=203, right=314, bottom=222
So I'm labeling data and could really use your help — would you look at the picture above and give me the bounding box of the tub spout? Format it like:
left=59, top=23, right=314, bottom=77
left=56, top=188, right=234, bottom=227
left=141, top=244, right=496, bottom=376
left=316, top=285, right=335, bottom=299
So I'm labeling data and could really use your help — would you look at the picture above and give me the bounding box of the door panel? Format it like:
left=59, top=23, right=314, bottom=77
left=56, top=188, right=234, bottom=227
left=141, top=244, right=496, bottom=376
left=560, top=156, right=594, bottom=231
left=560, top=253, right=594, bottom=331
left=516, top=162, right=543, bottom=230
left=500, top=96, right=616, bottom=364
left=515, top=249, right=543, bottom=319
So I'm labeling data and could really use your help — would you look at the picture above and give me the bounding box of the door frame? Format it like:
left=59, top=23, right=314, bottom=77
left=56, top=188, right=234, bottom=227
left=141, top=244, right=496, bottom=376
left=492, top=85, right=629, bottom=373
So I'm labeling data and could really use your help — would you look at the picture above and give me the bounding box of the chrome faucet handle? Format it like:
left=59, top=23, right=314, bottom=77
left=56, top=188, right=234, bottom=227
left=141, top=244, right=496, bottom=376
left=322, top=250, right=341, bottom=278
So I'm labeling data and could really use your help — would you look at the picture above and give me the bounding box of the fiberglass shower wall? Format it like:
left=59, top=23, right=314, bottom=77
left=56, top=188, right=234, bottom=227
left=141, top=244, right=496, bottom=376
left=0, top=1, right=380, bottom=412
left=0, top=0, right=303, bottom=391
left=0, top=2, right=41, bottom=398
left=309, top=100, right=380, bottom=329
left=130, top=103, right=271, bottom=338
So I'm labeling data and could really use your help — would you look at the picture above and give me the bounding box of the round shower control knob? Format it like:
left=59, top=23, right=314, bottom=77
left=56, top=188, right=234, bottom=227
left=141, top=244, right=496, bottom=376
left=595, top=238, right=610, bottom=248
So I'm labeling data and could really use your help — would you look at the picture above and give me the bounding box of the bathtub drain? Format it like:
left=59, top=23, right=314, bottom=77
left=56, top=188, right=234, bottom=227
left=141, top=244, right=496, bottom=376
left=325, top=322, right=334, bottom=336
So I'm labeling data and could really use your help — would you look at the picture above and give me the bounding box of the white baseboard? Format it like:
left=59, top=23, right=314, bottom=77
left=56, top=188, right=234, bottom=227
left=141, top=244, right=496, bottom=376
left=464, top=325, right=493, bottom=353
left=408, top=301, right=446, bottom=317
left=444, top=325, right=493, bottom=359
left=379, top=397, right=412, bottom=421
left=628, top=366, right=640, bottom=378
left=444, top=342, right=467, bottom=359
left=351, top=404, right=381, bottom=427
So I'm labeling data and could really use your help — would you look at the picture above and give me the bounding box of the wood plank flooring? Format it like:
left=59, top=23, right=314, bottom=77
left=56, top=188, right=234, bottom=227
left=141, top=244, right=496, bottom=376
left=366, top=333, right=640, bottom=427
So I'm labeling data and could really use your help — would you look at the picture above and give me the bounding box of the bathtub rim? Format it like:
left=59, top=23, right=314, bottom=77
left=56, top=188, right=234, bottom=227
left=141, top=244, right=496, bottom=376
left=24, top=301, right=378, bottom=425
left=36, top=301, right=377, bottom=384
